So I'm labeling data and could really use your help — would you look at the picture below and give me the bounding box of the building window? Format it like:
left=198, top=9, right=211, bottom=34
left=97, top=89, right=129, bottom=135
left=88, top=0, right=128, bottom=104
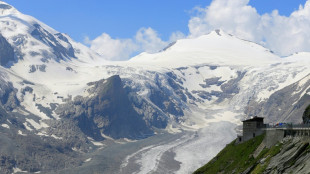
left=253, top=133, right=255, bottom=137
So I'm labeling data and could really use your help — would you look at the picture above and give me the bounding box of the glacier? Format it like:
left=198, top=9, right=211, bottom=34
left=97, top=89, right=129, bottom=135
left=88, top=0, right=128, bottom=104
left=0, top=1, right=310, bottom=173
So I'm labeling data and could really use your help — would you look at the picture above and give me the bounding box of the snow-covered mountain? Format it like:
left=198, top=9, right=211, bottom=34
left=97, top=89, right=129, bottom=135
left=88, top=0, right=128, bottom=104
left=0, top=1, right=310, bottom=173
left=130, top=29, right=280, bottom=67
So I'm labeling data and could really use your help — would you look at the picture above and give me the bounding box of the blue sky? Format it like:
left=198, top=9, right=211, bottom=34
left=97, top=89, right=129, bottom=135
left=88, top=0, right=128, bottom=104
left=4, top=0, right=307, bottom=42
left=3, top=0, right=310, bottom=60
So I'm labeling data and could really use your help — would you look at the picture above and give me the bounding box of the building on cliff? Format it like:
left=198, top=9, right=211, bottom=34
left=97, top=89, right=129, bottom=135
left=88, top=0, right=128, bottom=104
left=238, top=116, right=267, bottom=142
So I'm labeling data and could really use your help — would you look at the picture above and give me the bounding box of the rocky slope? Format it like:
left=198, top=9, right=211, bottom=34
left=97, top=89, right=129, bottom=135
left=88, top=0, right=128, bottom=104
left=55, top=75, right=153, bottom=140
left=195, top=108, right=310, bottom=174
left=194, top=134, right=310, bottom=174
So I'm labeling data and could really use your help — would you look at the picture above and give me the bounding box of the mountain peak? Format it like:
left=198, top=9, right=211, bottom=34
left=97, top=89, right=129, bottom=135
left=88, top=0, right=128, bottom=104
left=0, top=1, right=103, bottom=71
left=210, top=29, right=224, bottom=36
left=0, top=1, right=11, bottom=7
left=129, top=29, right=280, bottom=67
left=0, top=1, right=18, bottom=15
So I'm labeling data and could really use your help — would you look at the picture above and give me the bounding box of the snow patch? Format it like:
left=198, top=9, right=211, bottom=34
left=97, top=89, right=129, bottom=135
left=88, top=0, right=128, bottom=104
left=123, top=138, right=137, bottom=143
left=88, top=136, right=105, bottom=146
left=1, top=124, right=9, bottom=129
left=21, top=93, right=50, bottom=120
left=84, top=158, right=92, bottom=162
left=165, top=123, right=182, bottom=133
left=91, top=141, right=104, bottom=146
left=6, top=119, right=12, bottom=124
left=37, top=132, right=62, bottom=139
left=26, top=118, right=48, bottom=130
left=18, top=130, right=27, bottom=136
left=51, top=134, right=62, bottom=140
left=12, top=167, right=27, bottom=173
left=23, top=122, right=33, bottom=131
left=12, top=108, right=30, bottom=115
left=72, top=147, right=79, bottom=152
left=101, top=133, right=114, bottom=140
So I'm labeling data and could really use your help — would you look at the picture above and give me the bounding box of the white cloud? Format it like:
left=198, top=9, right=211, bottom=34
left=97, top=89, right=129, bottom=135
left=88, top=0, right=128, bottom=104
left=169, top=31, right=186, bottom=43
left=135, top=27, right=167, bottom=53
left=188, top=0, right=310, bottom=56
left=87, top=0, right=310, bottom=60
left=86, top=28, right=185, bottom=60
left=85, top=33, right=137, bottom=61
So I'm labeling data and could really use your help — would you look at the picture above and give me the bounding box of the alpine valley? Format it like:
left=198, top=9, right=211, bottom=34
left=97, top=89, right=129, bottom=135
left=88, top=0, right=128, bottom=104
left=0, top=1, right=310, bottom=174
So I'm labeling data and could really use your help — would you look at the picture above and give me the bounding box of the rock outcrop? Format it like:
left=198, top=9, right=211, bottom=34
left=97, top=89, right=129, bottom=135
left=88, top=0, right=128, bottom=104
left=0, top=34, right=15, bottom=66
left=302, top=104, right=310, bottom=123
left=56, top=75, right=153, bottom=140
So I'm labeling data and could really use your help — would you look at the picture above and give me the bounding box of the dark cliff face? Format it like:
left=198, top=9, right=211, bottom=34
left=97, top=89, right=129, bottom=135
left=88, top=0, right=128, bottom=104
left=31, top=24, right=76, bottom=61
left=302, top=104, right=310, bottom=123
left=95, top=75, right=153, bottom=139
left=56, top=75, right=153, bottom=140
left=0, top=75, right=19, bottom=111
left=0, top=34, right=15, bottom=67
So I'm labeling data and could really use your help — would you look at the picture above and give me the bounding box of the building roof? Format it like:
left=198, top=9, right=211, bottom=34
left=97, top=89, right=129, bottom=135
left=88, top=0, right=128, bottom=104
left=242, top=116, right=264, bottom=122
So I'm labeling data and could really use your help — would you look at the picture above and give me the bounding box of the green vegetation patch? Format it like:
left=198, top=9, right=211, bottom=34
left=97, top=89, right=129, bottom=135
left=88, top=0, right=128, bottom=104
left=194, top=134, right=265, bottom=174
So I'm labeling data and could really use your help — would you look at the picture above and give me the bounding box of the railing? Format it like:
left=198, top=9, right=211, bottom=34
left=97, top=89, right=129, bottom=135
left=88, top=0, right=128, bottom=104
left=264, top=123, right=310, bottom=130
